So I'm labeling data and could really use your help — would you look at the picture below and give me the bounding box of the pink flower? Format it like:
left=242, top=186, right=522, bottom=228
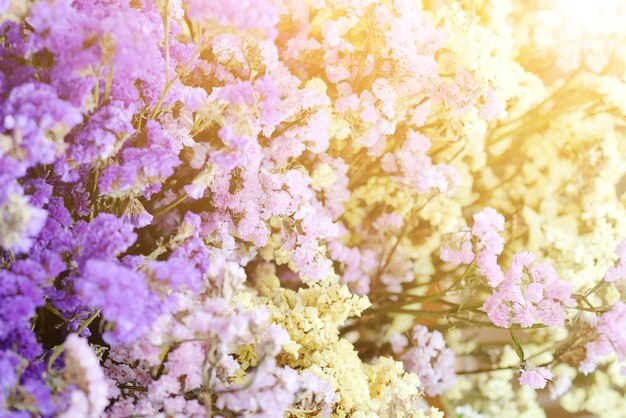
left=391, top=325, right=456, bottom=396
left=479, top=87, right=506, bottom=121
left=185, top=0, right=280, bottom=40
left=506, top=252, right=536, bottom=283
left=472, top=207, right=505, bottom=241
left=549, top=375, right=573, bottom=400
left=513, top=303, right=536, bottom=328
left=518, top=367, right=553, bottom=389
left=604, top=239, right=626, bottom=283
left=484, top=293, right=510, bottom=327
left=477, top=251, right=504, bottom=287
left=61, top=334, right=109, bottom=417
left=440, top=230, right=474, bottom=265
left=440, top=207, right=505, bottom=286
left=525, top=282, right=543, bottom=303
left=537, top=299, right=566, bottom=327
left=582, top=302, right=626, bottom=374
left=388, top=333, right=409, bottom=353
left=484, top=252, right=572, bottom=328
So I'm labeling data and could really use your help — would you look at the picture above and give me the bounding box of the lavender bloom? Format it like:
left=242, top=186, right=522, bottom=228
left=74, top=213, right=137, bottom=268
left=390, top=325, right=456, bottom=397
left=75, top=259, right=157, bottom=344
left=69, top=101, right=135, bottom=166
left=0, top=82, right=82, bottom=185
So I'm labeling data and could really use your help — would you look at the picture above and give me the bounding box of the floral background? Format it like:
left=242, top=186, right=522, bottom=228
left=1, top=0, right=626, bottom=417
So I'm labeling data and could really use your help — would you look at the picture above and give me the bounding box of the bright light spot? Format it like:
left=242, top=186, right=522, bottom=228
left=554, top=0, right=626, bottom=37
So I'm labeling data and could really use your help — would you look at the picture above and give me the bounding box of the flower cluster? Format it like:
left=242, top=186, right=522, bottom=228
left=440, top=206, right=506, bottom=286
left=389, top=325, right=456, bottom=397
left=2, top=0, right=626, bottom=417
left=518, top=366, right=553, bottom=390
left=59, top=334, right=109, bottom=418
left=484, top=251, right=575, bottom=328
left=579, top=302, right=626, bottom=375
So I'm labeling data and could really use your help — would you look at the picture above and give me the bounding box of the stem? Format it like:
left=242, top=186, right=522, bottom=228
left=152, top=346, right=171, bottom=379
left=354, top=7, right=374, bottom=92
left=119, top=384, right=147, bottom=392
left=410, top=262, right=476, bottom=304
left=44, top=301, right=68, bottom=323
left=368, top=307, right=456, bottom=316
left=47, top=345, right=65, bottom=374
left=77, top=309, right=101, bottom=336
left=149, top=41, right=206, bottom=120
left=527, top=342, right=560, bottom=361
left=488, top=67, right=582, bottom=145
left=89, top=167, right=99, bottom=220
left=441, top=261, right=475, bottom=293
left=163, top=0, right=170, bottom=84
left=584, top=280, right=607, bottom=297
left=570, top=304, right=609, bottom=313
left=104, top=69, right=114, bottom=104
left=448, top=314, right=548, bottom=330
left=94, top=66, right=101, bottom=106
left=456, top=365, right=518, bottom=375
left=457, top=361, right=551, bottom=376
left=47, top=309, right=100, bottom=373
left=152, top=193, right=188, bottom=217
left=374, top=195, right=437, bottom=283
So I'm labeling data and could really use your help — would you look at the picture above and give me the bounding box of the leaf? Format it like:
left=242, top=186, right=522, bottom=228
left=510, top=329, right=525, bottom=362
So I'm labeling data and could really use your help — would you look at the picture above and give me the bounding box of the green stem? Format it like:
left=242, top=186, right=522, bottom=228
left=46, top=309, right=100, bottom=373
left=152, top=193, right=188, bottom=217
left=89, top=167, right=99, bottom=220
left=457, top=361, right=550, bottom=376
left=584, top=280, right=607, bottom=297
left=77, top=309, right=101, bottom=336
left=456, top=365, right=517, bottom=375
left=44, top=301, right=68, bottom=323
left=150, top=43, right=204, bottom=120
left=103, top=69, right=114, bottom=104
left=47, top=345, right=65, bottom=374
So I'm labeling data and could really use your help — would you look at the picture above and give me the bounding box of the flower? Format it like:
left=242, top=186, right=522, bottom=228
left=75, top=259, right=157, bottom=344
left=580, top=302, right=626, bottom=375
left=390, top=325, right=456, bottom=397
left=0, top=189, right=47, bottom=253
left=518, top=366, right=553, bottom=390
left=60, top=334, right=108, bottom=418
left=484, top=252, right=574, bottom=328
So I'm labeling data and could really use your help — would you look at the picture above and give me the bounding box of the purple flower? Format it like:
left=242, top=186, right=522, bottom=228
left=1, top=82, right=82, bottom=171
left=74, top=213, right=136, bottom=268
left=75, top=259, right=157, bottom=344
left=185, top=0, right=280, bottom=40
left=99, top=121, right=182, bottom=196
left=215, top=359, right=301, bottom=416
left=390, top=325, right=456, bottom=396
left=69, top=101, right=135, bottom=165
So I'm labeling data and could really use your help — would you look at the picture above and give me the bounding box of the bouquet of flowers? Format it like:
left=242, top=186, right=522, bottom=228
left=2, top=0, right=626, bottom=416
